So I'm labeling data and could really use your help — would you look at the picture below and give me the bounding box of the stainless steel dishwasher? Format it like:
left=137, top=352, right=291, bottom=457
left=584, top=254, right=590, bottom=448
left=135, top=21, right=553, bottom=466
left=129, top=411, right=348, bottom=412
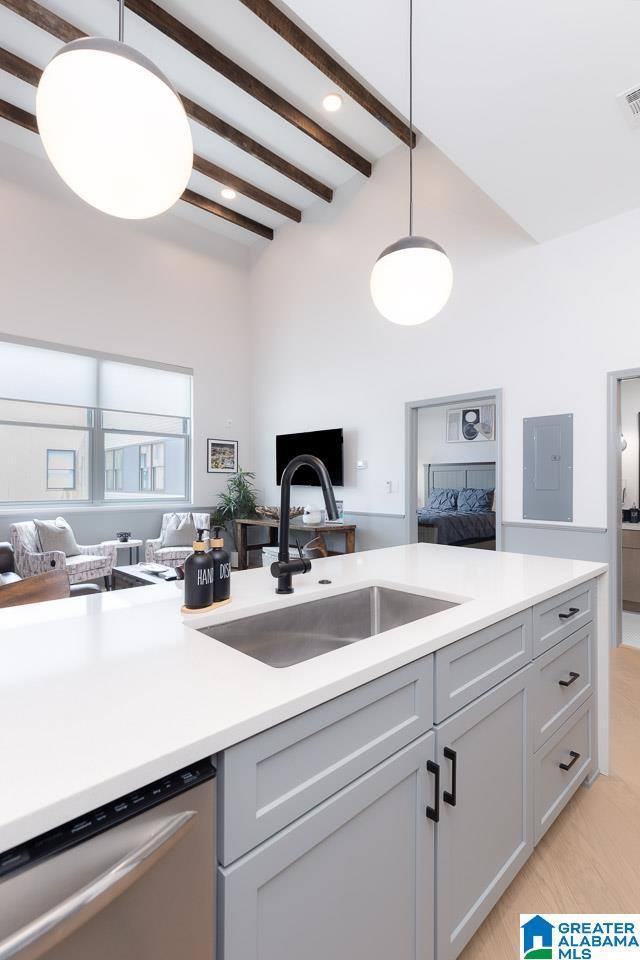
left=0, top=757, right=216, bottom=960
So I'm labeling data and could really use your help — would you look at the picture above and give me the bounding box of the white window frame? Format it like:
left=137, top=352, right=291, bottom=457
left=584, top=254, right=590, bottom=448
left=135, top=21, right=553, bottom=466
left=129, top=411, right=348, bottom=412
left=0, top=338, right=193, bottom=509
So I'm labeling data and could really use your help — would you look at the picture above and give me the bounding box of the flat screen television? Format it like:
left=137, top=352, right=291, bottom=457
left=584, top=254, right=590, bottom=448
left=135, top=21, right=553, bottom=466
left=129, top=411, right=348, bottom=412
left=276, top=428, right=344, bottom=486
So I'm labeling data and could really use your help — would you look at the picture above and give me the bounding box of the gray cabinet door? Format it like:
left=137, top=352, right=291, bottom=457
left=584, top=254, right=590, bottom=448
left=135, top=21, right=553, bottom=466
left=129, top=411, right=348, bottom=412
left=435, top=668, right=533, bottom=960
left=219, top=733, right=435, bottom=960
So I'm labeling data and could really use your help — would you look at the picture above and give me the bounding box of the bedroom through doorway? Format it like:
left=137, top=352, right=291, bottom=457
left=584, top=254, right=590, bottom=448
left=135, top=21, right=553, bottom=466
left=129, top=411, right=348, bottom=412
left=404, top=390, right=502, bottom=550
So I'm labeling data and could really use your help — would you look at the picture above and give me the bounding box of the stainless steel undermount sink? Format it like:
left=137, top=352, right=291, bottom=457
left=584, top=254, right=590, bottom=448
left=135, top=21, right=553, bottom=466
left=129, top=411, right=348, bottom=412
left=198, top=586, right=458, bottom=668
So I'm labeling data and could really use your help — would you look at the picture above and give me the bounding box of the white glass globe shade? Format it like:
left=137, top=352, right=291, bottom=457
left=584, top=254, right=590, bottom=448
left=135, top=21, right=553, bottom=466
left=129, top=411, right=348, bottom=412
left=370, top=236, right=453, bottom=325
left=36, top=38, right=193, bottom=219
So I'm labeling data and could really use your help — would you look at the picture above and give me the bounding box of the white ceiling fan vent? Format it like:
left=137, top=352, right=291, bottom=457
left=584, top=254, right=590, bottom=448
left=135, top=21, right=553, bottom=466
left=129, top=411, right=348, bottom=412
left=618, top=85, right=640, bottom=126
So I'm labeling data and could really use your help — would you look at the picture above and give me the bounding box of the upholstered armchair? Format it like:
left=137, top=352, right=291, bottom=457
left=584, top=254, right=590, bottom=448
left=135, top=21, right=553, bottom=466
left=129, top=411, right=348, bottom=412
left=144, top=512, right=209, bottom=569
left=10, top=521, right=116, bottom=587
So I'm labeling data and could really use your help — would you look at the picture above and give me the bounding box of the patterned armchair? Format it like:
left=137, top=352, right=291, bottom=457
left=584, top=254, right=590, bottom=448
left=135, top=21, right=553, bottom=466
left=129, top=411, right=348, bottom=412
left=144, top=512, right=209, bottom=569
left=10, top=521, right=116, bottom=587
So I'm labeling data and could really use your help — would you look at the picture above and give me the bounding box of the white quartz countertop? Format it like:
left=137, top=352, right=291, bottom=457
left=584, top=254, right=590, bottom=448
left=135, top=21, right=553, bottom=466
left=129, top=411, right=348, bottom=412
left=0, top=543, right=606, bottom=853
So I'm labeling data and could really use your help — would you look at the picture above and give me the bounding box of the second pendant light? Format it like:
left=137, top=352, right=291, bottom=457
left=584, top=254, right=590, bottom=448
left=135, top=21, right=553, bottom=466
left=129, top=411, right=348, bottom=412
left=370, top=0, right=453, bottom=326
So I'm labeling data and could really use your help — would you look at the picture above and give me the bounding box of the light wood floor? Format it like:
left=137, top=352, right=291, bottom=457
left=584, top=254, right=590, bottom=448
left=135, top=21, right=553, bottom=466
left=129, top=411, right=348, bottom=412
left=462, top=645, right=640, bottom=960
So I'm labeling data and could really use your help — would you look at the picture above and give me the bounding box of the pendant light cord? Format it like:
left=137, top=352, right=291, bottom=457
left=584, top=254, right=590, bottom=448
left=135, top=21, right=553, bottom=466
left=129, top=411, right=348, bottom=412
left=408, top=0, right=414, bottom=237
left=118, top=0, right=125, bottom=42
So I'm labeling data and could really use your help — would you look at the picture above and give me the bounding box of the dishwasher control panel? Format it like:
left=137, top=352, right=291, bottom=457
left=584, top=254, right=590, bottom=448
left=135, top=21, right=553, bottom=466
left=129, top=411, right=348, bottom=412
left=0, top=756, right=216, bottom=880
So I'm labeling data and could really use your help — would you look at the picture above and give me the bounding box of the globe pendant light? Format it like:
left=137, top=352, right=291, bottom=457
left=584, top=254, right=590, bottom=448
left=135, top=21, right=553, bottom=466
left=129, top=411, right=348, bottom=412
left=36, top=0, right=193, bottom=220
left=370, top=0, right=453, bottom=325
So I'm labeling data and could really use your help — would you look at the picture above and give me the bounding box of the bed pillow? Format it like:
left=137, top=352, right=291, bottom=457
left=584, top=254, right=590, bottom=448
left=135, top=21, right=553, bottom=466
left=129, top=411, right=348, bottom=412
left=457, top=488, right=494, bottom=513
left=426, top=488, right=458, bottom=512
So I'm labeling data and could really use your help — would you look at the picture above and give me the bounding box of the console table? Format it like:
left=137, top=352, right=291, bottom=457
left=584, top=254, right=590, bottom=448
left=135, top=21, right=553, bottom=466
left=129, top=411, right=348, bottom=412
left=234, top=518, right=356, bottom=571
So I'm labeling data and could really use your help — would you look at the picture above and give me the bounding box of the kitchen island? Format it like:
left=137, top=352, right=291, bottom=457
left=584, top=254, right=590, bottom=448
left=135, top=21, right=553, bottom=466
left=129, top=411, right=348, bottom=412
left=0, top=543, right=608, bottom=960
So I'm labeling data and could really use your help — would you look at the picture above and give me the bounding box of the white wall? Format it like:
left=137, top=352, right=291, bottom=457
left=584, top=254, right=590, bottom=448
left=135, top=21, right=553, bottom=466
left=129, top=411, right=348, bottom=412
left=621, top=378, right=640, bottom=508
left=0, top=140, right=253, bottom=513
left=416, top=403, right=497, bottom=507
left=249, top=139, right=640, bottom=528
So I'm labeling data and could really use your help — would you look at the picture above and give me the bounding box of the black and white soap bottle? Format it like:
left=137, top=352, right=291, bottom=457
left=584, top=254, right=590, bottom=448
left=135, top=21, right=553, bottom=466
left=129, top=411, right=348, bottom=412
left=210, top=527, right=231, bottom=603
left=184, top=529, right=214, bottom=610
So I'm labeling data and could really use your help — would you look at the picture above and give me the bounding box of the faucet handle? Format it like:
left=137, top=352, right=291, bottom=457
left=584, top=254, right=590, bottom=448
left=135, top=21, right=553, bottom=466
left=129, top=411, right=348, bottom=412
left=295, top=538, right=304, bottom=560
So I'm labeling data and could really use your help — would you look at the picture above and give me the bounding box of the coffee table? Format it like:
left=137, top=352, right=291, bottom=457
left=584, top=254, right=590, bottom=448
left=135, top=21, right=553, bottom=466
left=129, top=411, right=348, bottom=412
left=102, top=539, right=143, bottom=565
left=112, top=564, right=177, bottom=589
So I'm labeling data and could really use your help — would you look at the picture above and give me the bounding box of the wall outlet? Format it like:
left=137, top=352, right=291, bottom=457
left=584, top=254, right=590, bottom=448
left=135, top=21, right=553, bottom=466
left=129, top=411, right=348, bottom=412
left=385, top=480, right=393, bottom=494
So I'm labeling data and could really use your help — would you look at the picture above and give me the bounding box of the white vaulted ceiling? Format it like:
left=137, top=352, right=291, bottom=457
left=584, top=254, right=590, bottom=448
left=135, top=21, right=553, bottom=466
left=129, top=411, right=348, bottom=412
left=3, top=0, right=638, bottom=246
left=0, top=0, right=403, bottom=246
left=282, top=0, right=640, bottom=242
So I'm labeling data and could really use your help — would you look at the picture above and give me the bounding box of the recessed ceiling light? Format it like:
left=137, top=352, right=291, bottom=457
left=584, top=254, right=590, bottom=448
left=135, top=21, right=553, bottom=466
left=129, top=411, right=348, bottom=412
left=221, top=187, right=236, bottom=200
left=322, top=93, right=342, bottom=112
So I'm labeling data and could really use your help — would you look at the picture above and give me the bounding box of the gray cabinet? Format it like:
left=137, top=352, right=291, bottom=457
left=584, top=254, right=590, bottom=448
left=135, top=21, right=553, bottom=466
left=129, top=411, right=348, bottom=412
left=218, top=658, right=433, bottom=864
left=534, top=697, right=594, bottom=843
left=434, top=609, right=532, bottom=721
left=219, top=733, right=435, bottom=960
left=434, top=668, right=533, bottom=960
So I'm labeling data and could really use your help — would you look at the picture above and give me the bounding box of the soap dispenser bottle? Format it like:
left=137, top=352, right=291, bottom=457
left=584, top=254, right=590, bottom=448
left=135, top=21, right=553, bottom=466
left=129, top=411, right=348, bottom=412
left=184, top=529, right=214, bottom=610
left=210, top=527, right=231, bottom=603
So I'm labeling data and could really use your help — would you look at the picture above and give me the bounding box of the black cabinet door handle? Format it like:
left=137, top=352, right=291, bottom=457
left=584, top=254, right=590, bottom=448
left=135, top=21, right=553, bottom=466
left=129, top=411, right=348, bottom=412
left=443, top=747, right=457, bottom=806
left=559, top=750, right=581, bottom=771
left=558, top=606, right=580, bottom=620
left=426, top=760, right=440, bottom=822
left=559, top=671, right=580, bottom=687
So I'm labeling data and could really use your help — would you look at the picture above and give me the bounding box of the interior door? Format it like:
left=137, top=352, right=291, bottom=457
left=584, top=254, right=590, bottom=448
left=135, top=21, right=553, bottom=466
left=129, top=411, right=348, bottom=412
left=435, top=669, right=533, bottom=960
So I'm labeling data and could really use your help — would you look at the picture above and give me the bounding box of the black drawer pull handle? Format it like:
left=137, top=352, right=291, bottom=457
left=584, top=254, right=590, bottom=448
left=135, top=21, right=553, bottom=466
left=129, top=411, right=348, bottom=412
left=559, top=750, right=581, bottom=771
left=559, top=671, right=580, bottom=687
left=443, top=747, right=457, bottom=806
left=558, top=606, right=580, bottom=620
left=426, top=760, right=440, bottom=822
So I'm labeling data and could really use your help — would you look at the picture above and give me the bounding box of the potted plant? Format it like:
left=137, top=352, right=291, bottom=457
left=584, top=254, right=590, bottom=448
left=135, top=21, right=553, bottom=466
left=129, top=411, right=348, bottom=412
left=211, top=468, right=259, bottom=568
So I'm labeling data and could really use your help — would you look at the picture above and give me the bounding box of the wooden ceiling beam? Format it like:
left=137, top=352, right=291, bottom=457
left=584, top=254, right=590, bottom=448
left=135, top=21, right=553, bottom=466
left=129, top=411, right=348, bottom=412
left=180, top=96, right=331, bottom=203
left=182, top=188, right=273, bottom=240
left=0, top=46, right=301, bottom=221
left=238, top=0, right=415, bottom=148
left=0, top=0, right=333, bottom=203
left=0, top=0, right=83, bottom=43
left=0, top=97, right=273, bottom=240
left=0, top=96, right=37, bottom=134
left=191, top=155, right=300, bottom=222
left=0, top=46, right=42, bottom=87
left=122, top=0, right=372, bottom=176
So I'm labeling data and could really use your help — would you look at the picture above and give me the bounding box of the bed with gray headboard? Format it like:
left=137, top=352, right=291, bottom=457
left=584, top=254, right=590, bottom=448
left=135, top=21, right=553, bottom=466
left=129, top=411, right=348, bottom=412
left=417, top=461, right=496, bottom=546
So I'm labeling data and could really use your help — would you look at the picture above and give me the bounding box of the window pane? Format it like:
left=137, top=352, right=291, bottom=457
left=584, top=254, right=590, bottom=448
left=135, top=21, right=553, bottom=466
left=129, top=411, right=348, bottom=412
left=0, top=426, right=89, bottom=502
left=103, top=433, right=186, bottom=500
left=102, top=410, right=186, bottom=434
left=0, top=399, right=89, bottom=427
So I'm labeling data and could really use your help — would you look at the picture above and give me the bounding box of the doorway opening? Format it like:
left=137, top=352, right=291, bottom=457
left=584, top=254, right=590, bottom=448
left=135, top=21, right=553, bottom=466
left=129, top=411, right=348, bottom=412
left=608, top=370, right=640, bottom=648
left=404, top=390, right=502, bottom=550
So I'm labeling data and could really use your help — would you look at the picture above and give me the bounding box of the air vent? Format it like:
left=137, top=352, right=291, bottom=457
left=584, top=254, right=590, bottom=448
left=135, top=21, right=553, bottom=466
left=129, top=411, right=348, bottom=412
left=618, top=85, right=640, bottom=126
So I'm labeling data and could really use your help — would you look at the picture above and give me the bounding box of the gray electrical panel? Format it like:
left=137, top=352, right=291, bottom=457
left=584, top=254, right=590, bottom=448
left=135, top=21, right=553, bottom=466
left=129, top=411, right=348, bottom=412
left=523, top=414, right=573, bottom=522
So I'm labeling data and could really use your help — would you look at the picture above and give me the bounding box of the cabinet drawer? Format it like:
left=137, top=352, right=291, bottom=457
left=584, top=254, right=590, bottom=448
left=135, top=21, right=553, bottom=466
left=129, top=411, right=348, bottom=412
left=533, top=625, right=593, bottom=750
left=434, top=610, right=532, bottom=722
left=218, top=657, right=433, bottom=864
left=534, top=698, right=594, bottom=843
left=532, top=581, right=595, bottom=656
